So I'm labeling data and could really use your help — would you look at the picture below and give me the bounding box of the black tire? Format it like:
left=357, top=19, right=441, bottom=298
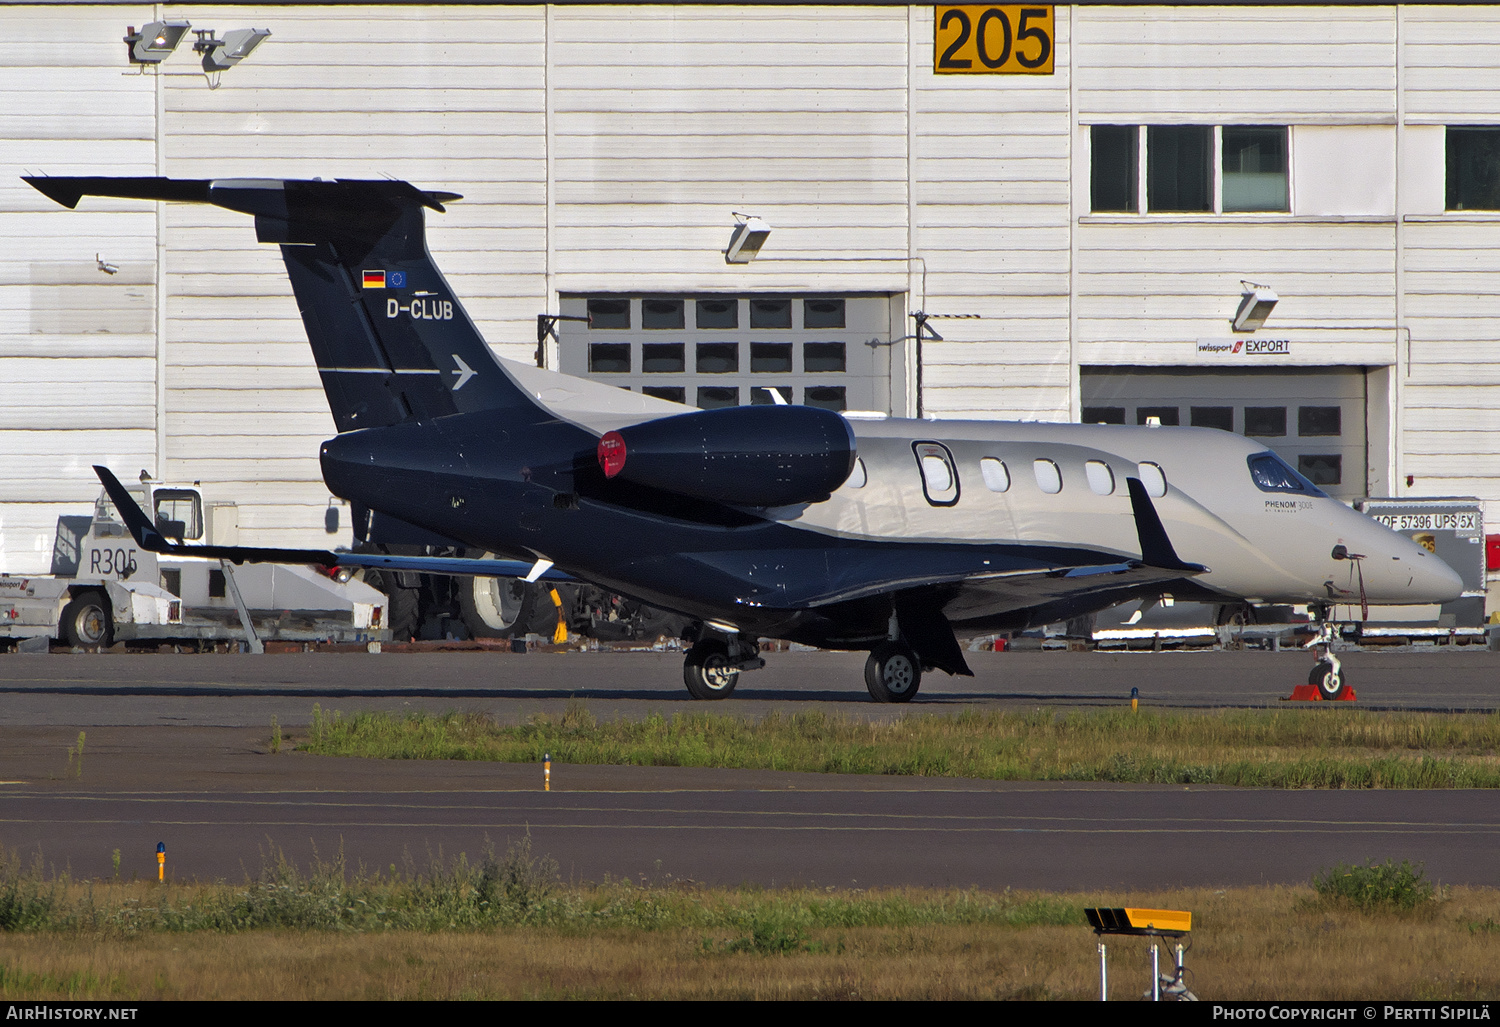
left=60, top=590, right=111, bottom=648
left=865, top=641, right=921, bottom=703
left=1309, top=660, right=1347, bottom=700
left=458, top=575, right=535, bottom=640
left=683, top=639, right=739, bottom=700
left=367, top=572, right=420, bottom=641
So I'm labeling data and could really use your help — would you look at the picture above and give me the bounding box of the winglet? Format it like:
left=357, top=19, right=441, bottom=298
left=93, top=465, right=168, bottom=551
left=1126, top=477, right=1206, bottom=574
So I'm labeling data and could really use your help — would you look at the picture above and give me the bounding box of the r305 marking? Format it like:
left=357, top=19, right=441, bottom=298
left=935, top=5, right=1054, bottom=74
left=89, top=547, right=138, bottom=579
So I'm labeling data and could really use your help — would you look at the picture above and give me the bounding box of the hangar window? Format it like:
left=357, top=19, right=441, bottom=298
left=641, top=343, right=684, bottom=373
left=1298, top=454, right=1342, bottom=487
left=696, top=343, right=738, bottom=374
left=751, top=386, right=791, bottom=405
left=644, top=386, right=685, bottom=403
left=1137, top=406, right=1179, bottom=426
left=915, top=442, right=960, bottom=506
left=804, top=386, right=846, bottom=411
left=1447, top=128, right=1500, bottom=210
left=804, top=299, right=845, bottom=329
left=1298, top=406, right=1341, bottom=437
left=1090, top=125, right=1289, bottom=215
left=587, top=299, right=630, bottom=329
left=1082, top=406, right=1125, bottom=425
left=1137, top=462, right=1167, bottom=498
left=1085, top=460, right=1115, bottom=496
left=695, top=298, right=738, bottom=329
left=697, top=386, right=738, bottom=409
left=1033, top=458, right=1063, bottom=495
left=1191, top=406, right=1234, bottom=432
left=980, top=457, right=1010, bottom=493
left=563, top=292, right=897, bottom=413
left=589, top=343, right=630, bottom=373
left=641, top=299, right=684, bottom=330
left=1091, top=126, right=1138, bottom=213
left=1245, top=406, right=1287, bottom=437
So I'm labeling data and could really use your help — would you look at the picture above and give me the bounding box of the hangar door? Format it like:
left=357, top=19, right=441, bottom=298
left=1080, top=367, right=1372, bottom=502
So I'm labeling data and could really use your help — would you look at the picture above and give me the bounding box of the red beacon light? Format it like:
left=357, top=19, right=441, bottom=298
left=598, top=431, right=627, bottom=478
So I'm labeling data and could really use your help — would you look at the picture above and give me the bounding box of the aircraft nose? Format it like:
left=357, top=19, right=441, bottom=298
left=1354, top=525, right=1466, bottom=605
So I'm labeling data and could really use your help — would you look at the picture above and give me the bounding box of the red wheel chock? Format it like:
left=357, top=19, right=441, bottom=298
left=1282, top=684, right=1357, bottom=702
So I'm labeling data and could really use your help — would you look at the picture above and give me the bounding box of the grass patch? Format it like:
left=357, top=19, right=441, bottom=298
left=1312, top=859, right=1440, bottom=913
left=0, top=850, right=1494, bottom=998
left=298, top=703, right=1500, bottom=788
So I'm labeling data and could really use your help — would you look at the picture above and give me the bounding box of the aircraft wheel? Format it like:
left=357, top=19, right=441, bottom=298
left=459, top=574, right=534, bottom=640
left=683, top=639, right=739, bottom=700
left=865, top=641, right=921, bottom=703
left=1309, top=660, right=1348, bottom=700
left=60, top=591, right=111, bottom=649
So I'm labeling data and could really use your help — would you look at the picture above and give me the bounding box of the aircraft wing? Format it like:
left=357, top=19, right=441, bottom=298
left=93, top=466, right=572, bottom=582
left=719, top=476, right=1204, bottom=611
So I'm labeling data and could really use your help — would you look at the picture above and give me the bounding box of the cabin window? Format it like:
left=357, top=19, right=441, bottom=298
left=847, top=458, right=868, bottom=489
left=1137, top=461, right=1167, bottom=498
left=980, top=457, right=1010, bottom=493
left=1033, top=458, right=1062, bottom=495
left=914, top=442, right=960, bottom=506
left=1085, top=460, right=1115, bottom=496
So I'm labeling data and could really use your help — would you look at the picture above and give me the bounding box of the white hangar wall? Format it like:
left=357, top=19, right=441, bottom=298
left=1, top=4, right=1499, bottom=573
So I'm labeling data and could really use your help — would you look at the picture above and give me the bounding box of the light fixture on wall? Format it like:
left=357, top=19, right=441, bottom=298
left=725, top=213, right=771, bottom=264
left=124, top=21, right=191, bottom=64
left=194, top=28, right=271, bottom=72
left=1232, top=281, right=1278, bottom=332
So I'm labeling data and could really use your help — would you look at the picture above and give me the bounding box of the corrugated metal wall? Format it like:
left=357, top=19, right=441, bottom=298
left=2, top=4, right=1499, bottom=574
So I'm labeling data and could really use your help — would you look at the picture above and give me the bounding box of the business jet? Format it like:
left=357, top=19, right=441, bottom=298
left=24, top=175, right=1463, bottom=702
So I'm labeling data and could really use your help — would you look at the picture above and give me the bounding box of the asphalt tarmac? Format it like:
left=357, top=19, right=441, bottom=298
left=0, top=646, right=1495, bottom=890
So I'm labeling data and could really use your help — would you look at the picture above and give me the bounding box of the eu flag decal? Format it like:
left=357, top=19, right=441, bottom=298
left=362, top=270, right=386, bottom=289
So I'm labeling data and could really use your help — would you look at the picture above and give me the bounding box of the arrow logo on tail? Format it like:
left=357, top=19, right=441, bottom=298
left=451, top=354, right=476, bottom=391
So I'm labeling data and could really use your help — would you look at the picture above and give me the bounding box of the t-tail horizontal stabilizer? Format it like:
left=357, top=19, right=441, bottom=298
left=1126, top=477, right=1206, bottom=574
left=92, top=466, right=570, bottom=582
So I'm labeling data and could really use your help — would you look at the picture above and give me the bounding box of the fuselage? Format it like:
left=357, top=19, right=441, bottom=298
left=319, top=363, right=1463, bottom=648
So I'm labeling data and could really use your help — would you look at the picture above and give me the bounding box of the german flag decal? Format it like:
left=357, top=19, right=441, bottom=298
left=362, top=270, right=386, bottom=289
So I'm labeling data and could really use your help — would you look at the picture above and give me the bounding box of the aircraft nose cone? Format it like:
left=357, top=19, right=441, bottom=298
left=1410, top=550, right=1465, bottom=605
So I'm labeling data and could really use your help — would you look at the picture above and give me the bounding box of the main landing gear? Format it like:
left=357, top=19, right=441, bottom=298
left=682, top=631, right=765, bottom=700
left=864, top=640, right=922, bottom=703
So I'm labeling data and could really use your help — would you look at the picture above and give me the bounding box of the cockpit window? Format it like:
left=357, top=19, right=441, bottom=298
left=1247, top=451, right=1327, bottom=497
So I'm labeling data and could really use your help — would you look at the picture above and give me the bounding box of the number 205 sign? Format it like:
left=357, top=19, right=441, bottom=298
left=935, top=5, right=1054, bottom=74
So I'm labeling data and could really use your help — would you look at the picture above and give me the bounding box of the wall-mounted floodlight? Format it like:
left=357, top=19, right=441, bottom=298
left=125, top=21, right=191, bottom=64
left=194, top=28, right=271, bottom=72
left=725, top=213, right=771, bottom=264
left=1232, top=281, right=1278, bottom=332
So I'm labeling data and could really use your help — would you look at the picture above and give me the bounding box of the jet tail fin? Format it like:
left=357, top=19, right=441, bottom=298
left=29, top=176, right=530, bottom=433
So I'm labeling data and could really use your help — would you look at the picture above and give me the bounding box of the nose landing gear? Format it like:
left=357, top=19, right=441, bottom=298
left=1287, top=605, right=1357, bottom=702
left=682, top=629, right=765, bottom=700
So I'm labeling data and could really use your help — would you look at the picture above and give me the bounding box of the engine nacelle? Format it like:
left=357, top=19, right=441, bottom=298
left=597, top=405, right=856, bottom=508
